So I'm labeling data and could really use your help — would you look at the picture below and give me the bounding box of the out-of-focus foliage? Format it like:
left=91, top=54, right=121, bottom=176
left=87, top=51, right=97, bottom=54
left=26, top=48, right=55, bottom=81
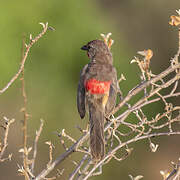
left=0, top=1, right=128, bottom=179
left=0, top=0, right=179, bottom=180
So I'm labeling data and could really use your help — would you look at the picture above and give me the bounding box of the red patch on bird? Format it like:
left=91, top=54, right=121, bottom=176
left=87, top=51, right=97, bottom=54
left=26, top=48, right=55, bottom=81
left=85, top=79, right=111, bottom=94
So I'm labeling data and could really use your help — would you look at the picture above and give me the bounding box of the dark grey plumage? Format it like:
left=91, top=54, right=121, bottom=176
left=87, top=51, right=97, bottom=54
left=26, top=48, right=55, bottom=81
left=77, top=40, right=117, bottom=161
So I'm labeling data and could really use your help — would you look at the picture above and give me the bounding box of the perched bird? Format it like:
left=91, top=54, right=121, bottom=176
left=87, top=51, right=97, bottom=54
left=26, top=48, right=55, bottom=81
left=77, top=39, right=117, bottom=162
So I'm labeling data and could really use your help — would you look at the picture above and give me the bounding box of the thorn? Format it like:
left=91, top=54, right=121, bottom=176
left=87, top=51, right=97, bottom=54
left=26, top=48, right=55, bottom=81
left=39, top=22, right=45, bottom=29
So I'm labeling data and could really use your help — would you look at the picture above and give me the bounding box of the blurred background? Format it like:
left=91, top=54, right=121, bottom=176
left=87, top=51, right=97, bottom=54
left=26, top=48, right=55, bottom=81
left=0, top=0, right=180, bottom=179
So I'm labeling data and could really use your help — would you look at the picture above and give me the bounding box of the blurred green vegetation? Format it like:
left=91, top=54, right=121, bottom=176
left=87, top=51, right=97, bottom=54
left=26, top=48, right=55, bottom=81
left=0, top=1, right=131, bottom=179
left=0, top=0, right=179, bottom=180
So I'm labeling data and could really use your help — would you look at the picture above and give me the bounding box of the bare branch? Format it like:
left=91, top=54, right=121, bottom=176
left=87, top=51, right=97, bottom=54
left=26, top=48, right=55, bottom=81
left=82, top=132, right=180, bottom=180
left=31, top=119, right=44, bottom=173
left=0, top=117, right=15, bottom=162
left=45, top=141, right=54, bottom=167
left=17, top=22, right=51, bottom=180
left=0, top=22, right=49, bottom=95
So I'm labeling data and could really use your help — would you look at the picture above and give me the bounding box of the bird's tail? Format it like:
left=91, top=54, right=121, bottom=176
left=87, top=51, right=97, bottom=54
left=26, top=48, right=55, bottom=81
left=89, top=104, right=105, bottom=162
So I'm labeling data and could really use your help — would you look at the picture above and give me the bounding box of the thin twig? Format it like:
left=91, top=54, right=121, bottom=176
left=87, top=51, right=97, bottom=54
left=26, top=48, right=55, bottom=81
left=69, top=155, right=89, bottom=180
left=82, top=131, right=180, bottom=180
left=112, top=63, right=180, bottom=115
left=0, top=118, right=15, bottom=161
left=31, top=119, right=44, bottom=173
left=21, top=63, right=29, bottom=179
left=18, top=22, right=50, bottom=180
left=35, top=133, right=89, bottom=180
left=45, top=141, right=54, bottom=167
left=0, top=22, right=49, bottom=95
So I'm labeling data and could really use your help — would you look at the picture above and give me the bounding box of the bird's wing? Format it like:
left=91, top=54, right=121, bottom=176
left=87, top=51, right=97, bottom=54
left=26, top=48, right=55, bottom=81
left=77, top=64, right=88, bottom=119
left=105, top=67, right=117, bottom=115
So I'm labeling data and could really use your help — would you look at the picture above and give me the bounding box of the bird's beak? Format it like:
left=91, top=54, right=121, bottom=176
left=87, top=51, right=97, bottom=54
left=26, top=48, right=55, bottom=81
left=81, top=45, right=89, bottom=51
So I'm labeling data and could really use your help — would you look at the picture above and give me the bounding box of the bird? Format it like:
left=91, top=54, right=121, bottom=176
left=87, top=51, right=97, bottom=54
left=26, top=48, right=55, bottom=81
left=77, top=39, right=117, bottom=162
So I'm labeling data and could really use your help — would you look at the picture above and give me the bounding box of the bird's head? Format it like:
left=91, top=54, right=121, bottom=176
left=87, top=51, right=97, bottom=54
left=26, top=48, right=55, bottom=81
left=81, top=40, right=112, bottom=63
